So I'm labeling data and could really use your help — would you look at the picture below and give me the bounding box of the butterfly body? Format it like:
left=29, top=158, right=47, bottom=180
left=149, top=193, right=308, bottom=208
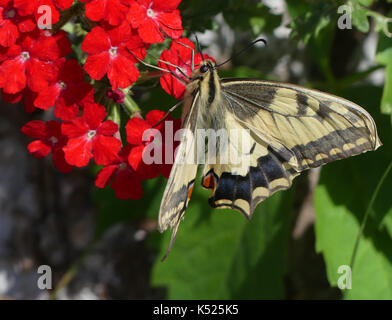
left=158, top=59, right=381, bottom=257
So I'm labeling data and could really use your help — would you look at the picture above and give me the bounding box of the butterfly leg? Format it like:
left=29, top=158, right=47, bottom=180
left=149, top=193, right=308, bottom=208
left=152, top=99, right=184, bottom=128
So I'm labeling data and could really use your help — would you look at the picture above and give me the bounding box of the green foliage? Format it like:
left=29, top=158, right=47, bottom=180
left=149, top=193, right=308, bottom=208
left=286, top=0, right=337, bottom=44
left=90, top=0, right=392, bottom=300
left=377, top=32, right=392, bottom=116
left=179, top=0, right=280, bottom=36
left=150, top=186, right=292, bottom=299
left=315, top=86, right=392, bottom=299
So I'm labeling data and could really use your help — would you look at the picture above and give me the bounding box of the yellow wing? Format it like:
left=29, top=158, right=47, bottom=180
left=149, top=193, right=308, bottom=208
left=202, top=79, right=381, bottom=218
left=158, top=92, right=200, bottom=259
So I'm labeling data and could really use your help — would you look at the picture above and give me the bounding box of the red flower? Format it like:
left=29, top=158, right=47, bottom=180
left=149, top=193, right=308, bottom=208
left=81, top=22, right=146, bottom=89
left=0, top=0, right=36, bottom=47
left=21, top=120, right=73, bottom=173
left=158, top=37, right=215, bottom=99
left=0, top=29, right=72, bottom=94
left=80, top=0, right=132, bottom=26
left=62, top=103, right=122, bottom=167
left=95, top=145, right=143, bottom=200
left=2, top=87, right=37, bottom=112
left=13, top=0, right=73, bottom=25
left=106, top=88, right=125, bottom=103
left=33, top=58, right=95, bottom=121
left=126, top=109, right=180, bottom=179
left=127, top=0, right=183, bottom=44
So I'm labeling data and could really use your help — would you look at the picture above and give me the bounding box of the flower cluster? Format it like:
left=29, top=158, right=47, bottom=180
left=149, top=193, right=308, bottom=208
left=1, top=0, right=209, bottom=200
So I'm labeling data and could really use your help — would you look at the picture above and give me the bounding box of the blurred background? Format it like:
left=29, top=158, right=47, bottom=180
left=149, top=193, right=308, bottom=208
left=1, top=0, right=392, bottom=299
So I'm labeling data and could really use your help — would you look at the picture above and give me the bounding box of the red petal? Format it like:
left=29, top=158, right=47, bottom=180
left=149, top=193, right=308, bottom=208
left=124, top=35, right=147, bottom=62
left=85, top=0, right=129, bottom=26
left=153, top=0, right=181, bottom=10
left=53, top=0, right=74, bottom=10
left=0, top=20, right=19, bottom=47
left=21, top=120, right=47, bottom=139
left=95, top=164, right=118, bottom=188
left=157, top=11, right=183, bottom=39
left=107, top=21, right=131, bottom=46
left=145, top=109, right=166, bottom=127
left=82, top=103, right=107, bottom=130
left=83, top=52, right=110, bottom=80
left=2, top=90, right=23, bottom=104
left=125, top=117, right=151, bottom=145
left=160, top=73, right=185, bottom=99
left=63, top=137, right=93, bottom=167
left=107, top=55, right=139, bottom=89
left=17, top=17, right=36, bottom=33
left=52, top=148, right=73, bottom=173
left=26, top=59, right=56, bottom=92
left=59, top=59, right=85, bottom=83
left=27, top=140, right=51, bottom=158
left=97, top=120, right=118, bottom=136
left=13, top=0, right=35, bottom=16
left=137, top=19, right=164, bottom=44
left=81, top=26, right=111, bottom=54
left=24, top=89, right=37, bottom=113
left=160, top=163, right=173, bottom=179
left=84, top=0, right=105, bottom=22
left=127, top=2, right=147, bottom=28
left=55, top=100, right=80, bottom=121
left=34, top=84, right=60, bottom=110
left=128, top=144, right=160, bottom=180
left=111, top=168, right=143, bottom=200
left=52, top=30, right=73, bottom=57
left=92, top=135, right=122, bottom=165
left=0, top=59, right=26, bottom=93
left=62, top=119, right=89, bottom=138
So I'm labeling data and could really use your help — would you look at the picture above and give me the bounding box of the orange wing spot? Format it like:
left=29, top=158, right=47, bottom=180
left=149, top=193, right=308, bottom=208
left=187, top=183, right=194, bottom=201
left=202, top=172, right=217, bottom=190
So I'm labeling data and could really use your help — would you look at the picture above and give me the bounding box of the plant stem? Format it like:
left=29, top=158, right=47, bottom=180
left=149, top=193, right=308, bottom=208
left=349, top=159, right=392, bottom=271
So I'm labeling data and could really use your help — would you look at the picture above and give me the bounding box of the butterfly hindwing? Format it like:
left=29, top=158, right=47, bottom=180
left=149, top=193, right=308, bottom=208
left=202, top=136, right=299, bottom=218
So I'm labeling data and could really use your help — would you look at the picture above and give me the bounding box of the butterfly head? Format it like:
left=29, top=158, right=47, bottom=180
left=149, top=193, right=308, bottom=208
left=192, top=59, right=216, bottom=80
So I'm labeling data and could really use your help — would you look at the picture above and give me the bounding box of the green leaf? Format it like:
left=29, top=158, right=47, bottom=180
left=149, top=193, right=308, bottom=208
left=358, top=0, right=374, bottom=6
left=314, top=86, right=392, bottom=299
left=286, top=0, right=335, bottom=44
left=351, top=6, right=370, bottom=33
left=376, top=33, right=392, bottom=116
left=150, top=185, right=293, bottom=299
left=179, top=0, right=281, bottom=35
left=350, top=1, right=392, bottom=37
left=223, top=3, right=281, bottom=36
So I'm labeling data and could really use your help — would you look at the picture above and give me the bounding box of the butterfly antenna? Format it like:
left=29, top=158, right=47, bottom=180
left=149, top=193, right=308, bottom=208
left=195, top=34, right=205, bottom=64
left=215, top=38, right=267, bottom=68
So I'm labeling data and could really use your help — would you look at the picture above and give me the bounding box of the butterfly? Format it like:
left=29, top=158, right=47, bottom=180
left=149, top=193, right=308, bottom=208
left=156, top=50, right=381, bottom=259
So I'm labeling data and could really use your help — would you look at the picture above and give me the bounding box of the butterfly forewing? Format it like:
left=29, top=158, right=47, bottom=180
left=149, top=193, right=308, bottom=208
left=158, top=92, right=200, bottom=234
left=221, top=79, right=381, bottom=171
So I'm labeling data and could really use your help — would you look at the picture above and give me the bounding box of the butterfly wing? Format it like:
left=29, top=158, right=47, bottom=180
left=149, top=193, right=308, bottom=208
left=202, top=79, right=381, bottom=218
left=158, top=92, right=200, bottom=258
